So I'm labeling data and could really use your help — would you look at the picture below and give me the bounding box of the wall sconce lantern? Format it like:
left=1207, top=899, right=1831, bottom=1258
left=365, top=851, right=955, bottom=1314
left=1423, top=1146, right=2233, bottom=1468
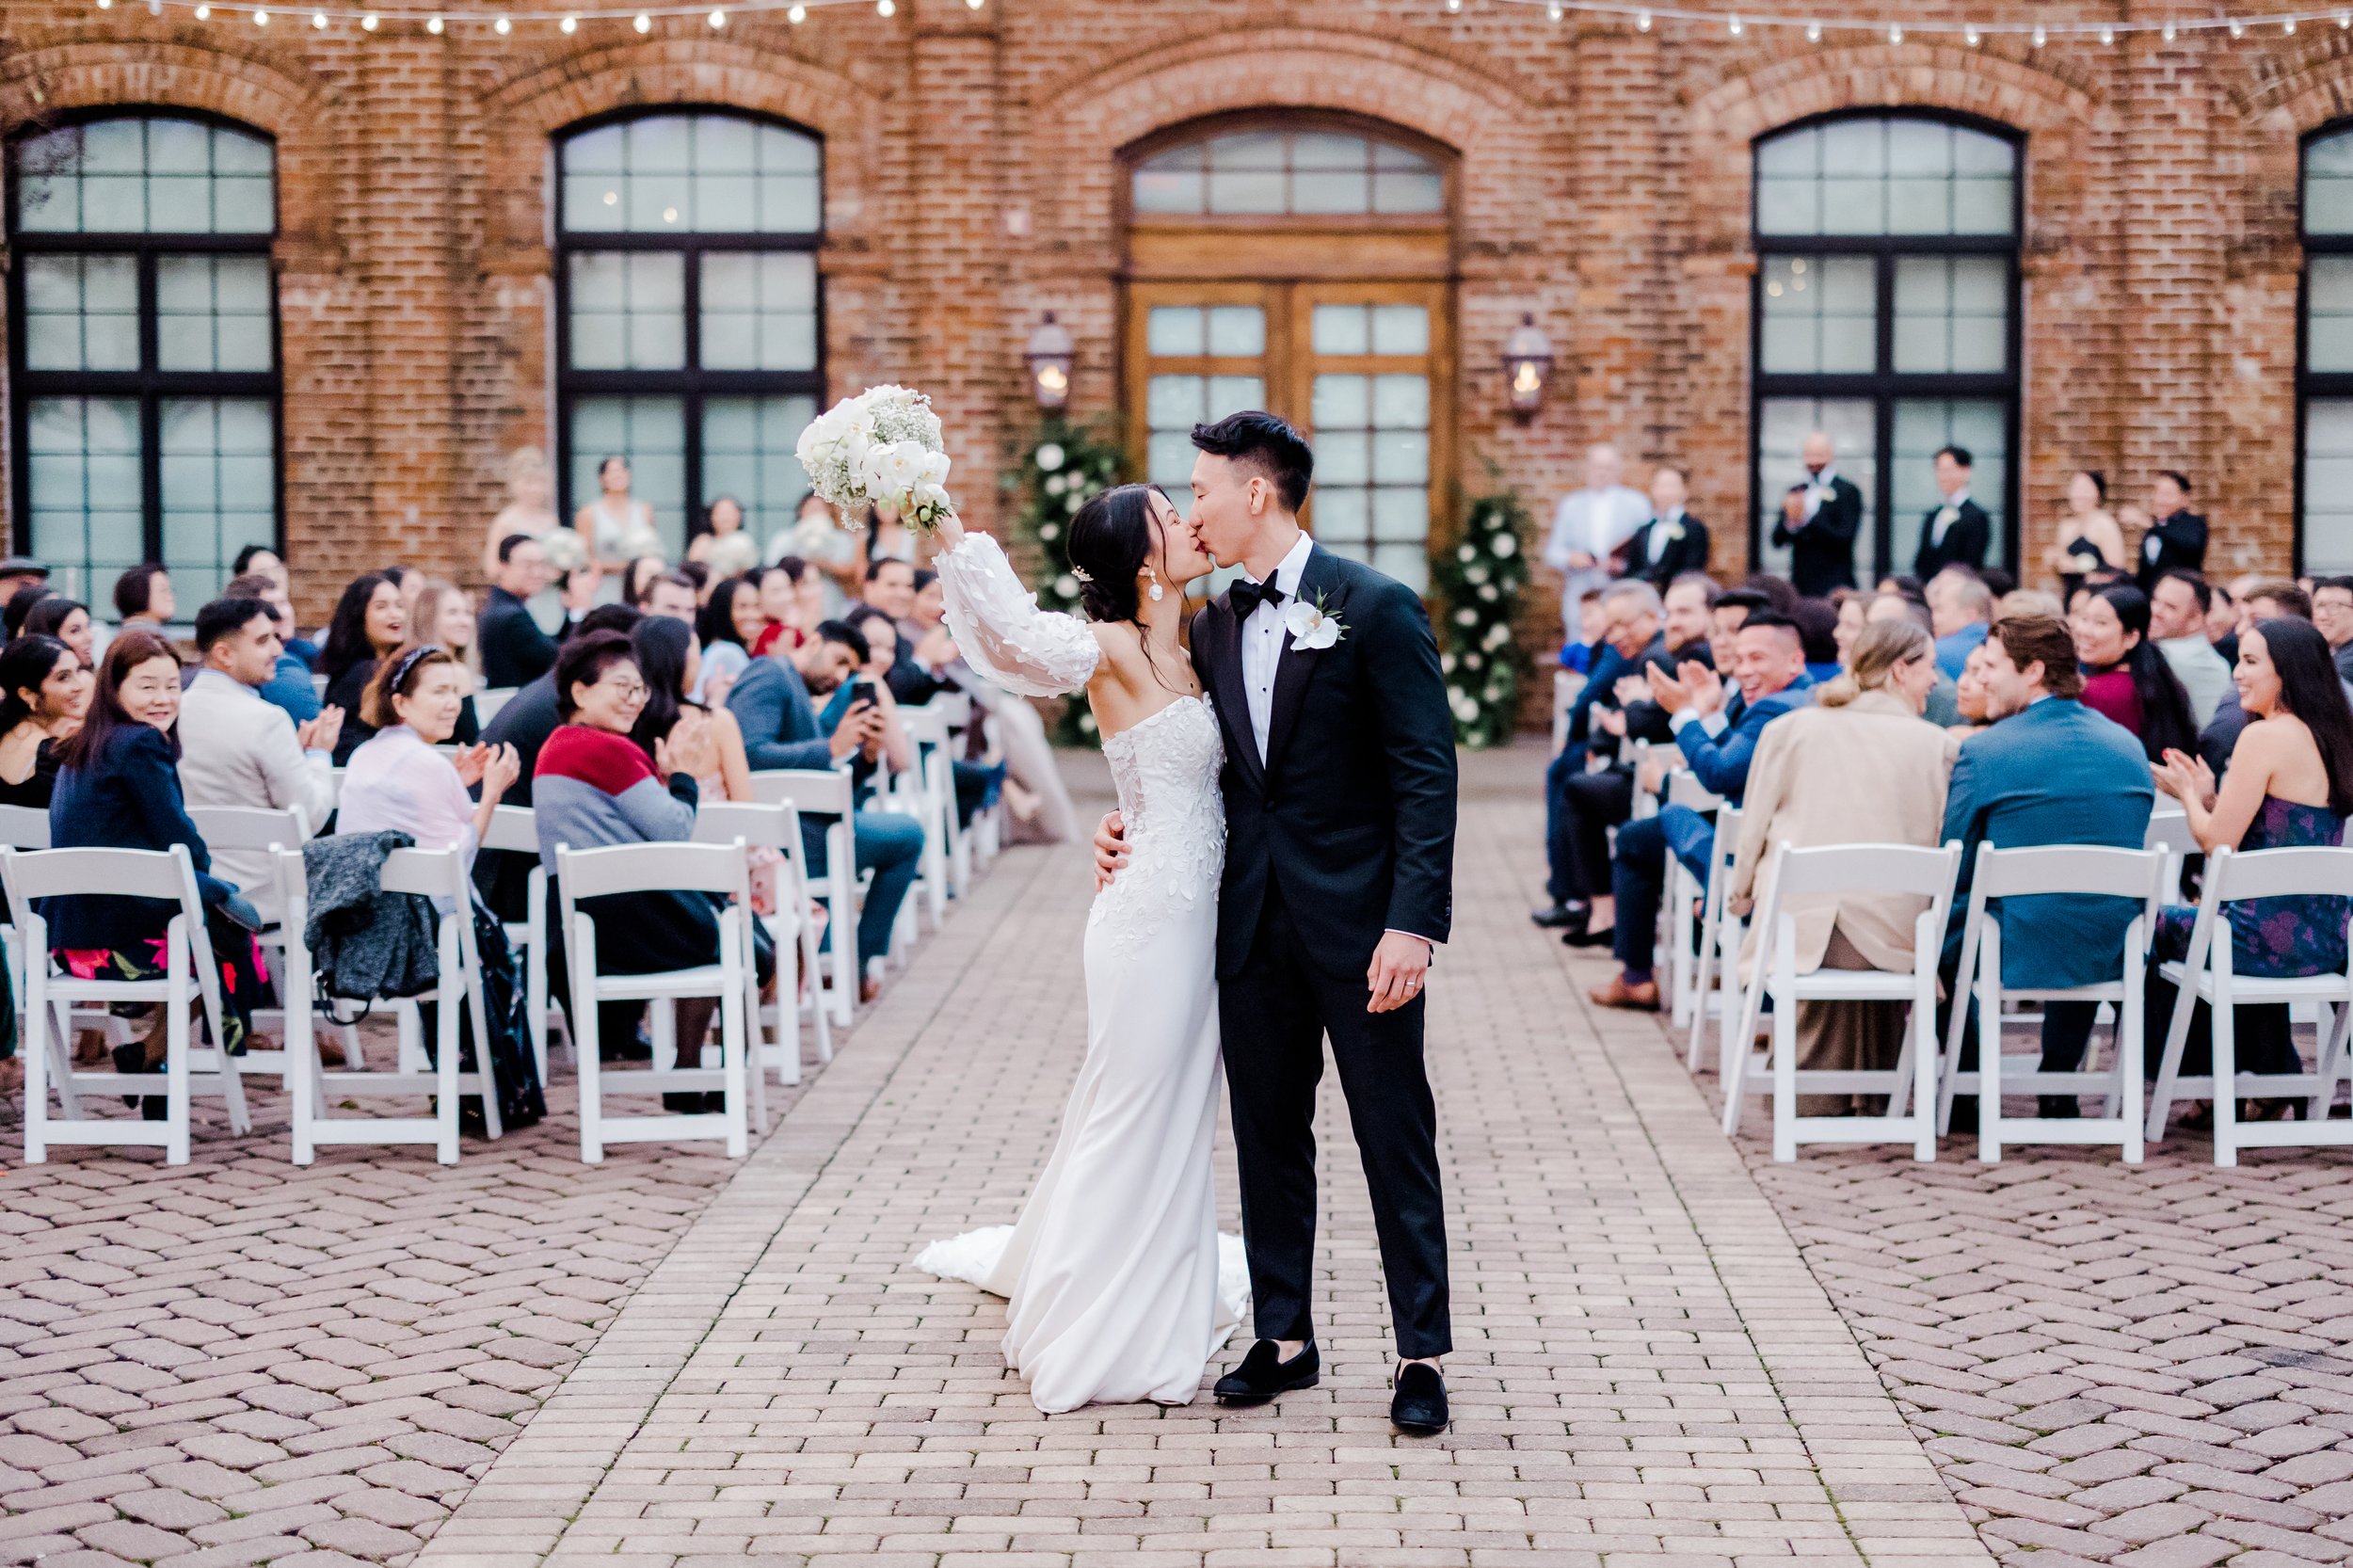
left=1025, top=312, right=1076, bottom=410
left=1503, top=312, right=1553, bottom=420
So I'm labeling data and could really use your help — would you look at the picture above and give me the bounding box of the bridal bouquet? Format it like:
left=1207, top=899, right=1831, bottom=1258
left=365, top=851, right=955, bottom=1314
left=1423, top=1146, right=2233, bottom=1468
left=795, top=384, right=955, bottom=533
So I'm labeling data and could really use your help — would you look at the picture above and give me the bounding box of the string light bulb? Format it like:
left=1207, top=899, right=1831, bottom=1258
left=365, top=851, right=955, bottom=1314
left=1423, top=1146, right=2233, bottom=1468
left=2341, top=11, right=2352, bottom=30
left=707, top=7, right=724, bottom=24
left=360, top=10, right=376, bottom=26
left=2162, top=20, right=2176, bottom=40
left=1964, top=23, right=1980, bottom=45
left=252, top=8, right=267, bottom=23
left=876, top=0, right=893, bottom=15
left=632, top=9, right=648, bottom=28
left=95, top=0, right=111, bottom=10
left=425, top=12, right=441, bottom=30
left=558, top=11, right=574, bottom=27
left=1547, top=0, right=1561, bottom=19
left=2031, top=23, right=2045, bottom=45
left=787, top=3, right=805, bottom=19
left=1445, top=0, right=1461, bottom=11
left=195, top=4, right=210, bottom=16
left=1805, top=19, right=1820, bottom=40
left=968, top=0, right=985, bottom=9
left=2229, top=17, right=2246, bottom=36
left=2098, top=24, right=2114, bottom=43
left=493, top=14, right=510, bottom=32
left=1726, top=13, right=1741, bottom=36
left=312, top=9, right=327, bottom=24
left=2284, top=16, right=2297, bottom=32
left=1635, top=8, right=1650, bottom=29
left=1887, top=23, right=1901, bottom=42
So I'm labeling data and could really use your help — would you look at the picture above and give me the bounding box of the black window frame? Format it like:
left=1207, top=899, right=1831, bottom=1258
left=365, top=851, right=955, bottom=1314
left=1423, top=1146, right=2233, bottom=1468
left=4, top=106, right=283, bottom=594
left=1746, top=108, right=2025, bottom=581
left=552, top=105, right=826, bottom=549
left=2297, top=119, right=2353, bottom=577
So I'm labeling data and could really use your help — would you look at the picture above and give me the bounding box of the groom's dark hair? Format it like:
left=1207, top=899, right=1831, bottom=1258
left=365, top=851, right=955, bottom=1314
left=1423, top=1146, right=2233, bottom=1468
left=1192, top=411, right=1314, bottom=514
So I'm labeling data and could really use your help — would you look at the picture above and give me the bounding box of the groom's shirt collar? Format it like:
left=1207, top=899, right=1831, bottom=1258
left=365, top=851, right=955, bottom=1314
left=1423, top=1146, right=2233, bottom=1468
left=1243, top=531, right=1315, bottom=603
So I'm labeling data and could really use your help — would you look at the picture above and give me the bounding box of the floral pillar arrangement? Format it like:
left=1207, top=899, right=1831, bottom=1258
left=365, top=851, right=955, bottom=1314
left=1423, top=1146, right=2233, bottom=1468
left=1002, top=415, right=1126, bottom=745
left=1432, top=483, right=1531, bottom=749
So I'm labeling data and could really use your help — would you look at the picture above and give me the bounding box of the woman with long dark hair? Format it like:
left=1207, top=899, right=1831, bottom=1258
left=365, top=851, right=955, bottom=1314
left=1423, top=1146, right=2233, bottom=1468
left=22, top=595, right=94, bottom=669
left=320, top=573, right=408, bottom=763
left=2073, top=584, right=2200, bottom=762
left=693, top=574, right=760, bottom=705
left=629, top=615, right=753, bottom=801
left=2152, top=615, right=2353, bottom=1126
left=0, top=635, right=90, bottom=808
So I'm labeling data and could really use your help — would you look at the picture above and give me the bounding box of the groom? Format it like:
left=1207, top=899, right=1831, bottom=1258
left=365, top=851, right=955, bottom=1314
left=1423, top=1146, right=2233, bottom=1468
left=1095, top=411, right=1459, bottom=1432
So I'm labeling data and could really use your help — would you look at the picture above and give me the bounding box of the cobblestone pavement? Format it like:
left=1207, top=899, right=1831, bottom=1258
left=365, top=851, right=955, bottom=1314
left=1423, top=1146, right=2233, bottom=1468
left=415, top=757, right=1987, bottom=1568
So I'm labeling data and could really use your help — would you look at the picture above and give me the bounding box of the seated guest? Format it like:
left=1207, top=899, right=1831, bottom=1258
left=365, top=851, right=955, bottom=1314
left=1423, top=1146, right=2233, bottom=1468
left=695, top=575, right=761, bottom=707
left=178, top=596, right=341, bottom=927
left=1728, top=619, right=1956, bottom=1112
left=0, top=559, right=50, bottom=610
left=320, top=572, right=408, bottom=764
left=849, top=602, right=1003, bottom=826
left=1616, top=465, right=1710, bottom=590
left=1864, top=594, right=1961, bottom=727
left=2073, top=583, right=2199, bottom=764
left=1998, top=587, right=2065, bottom=619
left=1926, top=567, right=1993, bottom=679
left=1830, top=587, right=1869, bottom=664
left=0, top=636, right=91, bottom=808
left=856, top=594, right=948, bottom=706
left=631, top=616, right=753, bottom=803
left=2314, top=575, right=2353, bottom=686
left=1535, top=579, right=1674, bottom=936
left=339, top=644, right=520, bottom=883
left=2150, top=569, right=2232, bottom=729
left=1558, top=588, right=1607, bottom=677
left=1950, top=639, right=1996, bottom=739
left=862, top=555, right=919, bottom=624
left=409, top=581, right=483, bottom=744
left=482, top=533, right=561, bottom=689
left=4, top=584, right=53, bottom=640
left=1940, top=614, right=2155, bottom=1123
left=478, top=603, right=644, bottom=807
left=632, top=568, right=698, bottom=624
left=49, top=630, right=268, bottom=1085
left=224, top=571, right=322, bottom=726
left=1589, top=610, right=1814, bottom=1010
left=725, top=619, right=923, bottom=1000
left=1792, top=598, right=1843, bottom=685
left=112, top=564, right=174, bottom=632
left=2200, top=580, right=2316, bottom=772
left=23, top=595, right=94, bottom=669
left=2151, top=616, right=2353, bottom=1125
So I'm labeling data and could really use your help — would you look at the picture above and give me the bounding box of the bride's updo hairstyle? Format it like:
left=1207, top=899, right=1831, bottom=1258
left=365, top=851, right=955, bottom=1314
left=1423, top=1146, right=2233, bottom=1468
left=1065, top=483, right=1163, bottom=627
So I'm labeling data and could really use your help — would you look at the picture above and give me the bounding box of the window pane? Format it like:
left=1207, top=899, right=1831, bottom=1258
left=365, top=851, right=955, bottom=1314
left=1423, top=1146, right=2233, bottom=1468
left=160, top=397, right=276, bottom=607
left=2312, top=257, right=2353, bottom=374
left=702, top=394, right=817, bottom=555
left=1310, top=364, right=1429, bottom=589
left=1144, top=371, right=1262, bottom=519
left=559, top=114, right=823, bottom=234
left=1759, top=254, right=1877, bottom=374
left=1370, top=305, right=1430, bottom=355
left=9, top=118, right=275, bottom=234
left=1756, top=116, right=2015, bottom=238
left=568, top=396, right=686, bottom=555
left=1312, top=305, right=1370, bottom=356
left=567, top=251, right=684, bottom=370
left=22, top=255, right=140, bottom=372
left=699, top=252, right=817, bottom=372
left=1206, top=306, right=1265, bottom=356
left=2304, top=400, right=2353, bottom=575
left=1755, top=396, right=1878, bottom=584
left=1132, top=129, right=1439, bottom=218
left=2312, top=129, right=2353, bottom=236
left=28, top=397, right=146, bottom=603
left=1148, top=306, right=1205, bottom=357
left=1891, top=398, right=2006, bottom=572
left=1893, top=256, right=2009, bottom=374
left=156, top=255, right=275, bottom=373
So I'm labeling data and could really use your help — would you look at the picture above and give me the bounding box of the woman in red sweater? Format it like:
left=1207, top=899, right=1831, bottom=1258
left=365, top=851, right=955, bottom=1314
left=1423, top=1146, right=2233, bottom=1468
left=2073, top=583, right=2199, bottom=762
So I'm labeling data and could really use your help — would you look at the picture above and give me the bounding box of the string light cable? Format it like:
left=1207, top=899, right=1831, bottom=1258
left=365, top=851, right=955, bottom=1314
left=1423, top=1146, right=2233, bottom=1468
left=93, top=0, right=952, bottom=23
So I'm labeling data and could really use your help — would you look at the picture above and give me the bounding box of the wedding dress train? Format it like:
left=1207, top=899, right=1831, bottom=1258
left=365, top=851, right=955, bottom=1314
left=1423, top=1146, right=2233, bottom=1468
left=915, top=534, right=1246, bottom=1413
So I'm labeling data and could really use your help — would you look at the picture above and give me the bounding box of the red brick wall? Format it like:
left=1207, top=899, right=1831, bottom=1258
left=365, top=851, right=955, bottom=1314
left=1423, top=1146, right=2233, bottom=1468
left=4, top=0, right=2351, bottom=638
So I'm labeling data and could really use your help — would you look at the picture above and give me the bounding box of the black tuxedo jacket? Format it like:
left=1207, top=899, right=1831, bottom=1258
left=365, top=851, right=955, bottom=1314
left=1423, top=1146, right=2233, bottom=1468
left=1913, top=499, right=1992, bottom=581
left=2137, top=508, right=2209, bottom=591
left=1771, top=476, right=1862, bottom=597
left=1618, top=515, right=1711, bottom=588
left=1192, top=545, right=1457, bottom=981
left=481, top=585, right=560, bottom=689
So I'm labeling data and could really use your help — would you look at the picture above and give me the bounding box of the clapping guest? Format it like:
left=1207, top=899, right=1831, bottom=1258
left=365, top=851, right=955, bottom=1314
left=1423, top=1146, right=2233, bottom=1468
left=477, top=603, right=643, bottom=808
left=2150, top=570, right=2233, bottom=728
left=23, top=595, right=94, bottom=670
left=2200, top=581, right=2317, bottom=774
left=112, top=565, right=174, bottom=632
left=2151, top=616, right=2353, bottom=1125
left=2073, top=584, right=2200, bottom=763
left=337, top=645, right=520, bottom=877
left=630, top=616, right=753, bottom=803
left=1772, top=431, right=1864, bottom=597
left=410, top=581, right=484, bottom=744
left=0, top=636, right=90, bottom=808
left=320, top=572, right=408, bottom=764
left=2136, top=470, right=2209, bottom=589
left=221, top=572, right=319, bottom=726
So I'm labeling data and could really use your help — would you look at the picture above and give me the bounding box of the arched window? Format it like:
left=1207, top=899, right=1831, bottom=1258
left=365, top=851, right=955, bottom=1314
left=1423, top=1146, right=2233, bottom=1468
left=1750, top=113, right=2021, bottom=583
left=1131, top=127, right=1444, bottom=217
left=554, top=110, right=823, bottom=558
left=8, top=113, right=278, bottom=605
left=2301, top=126, right=2353, bottom=575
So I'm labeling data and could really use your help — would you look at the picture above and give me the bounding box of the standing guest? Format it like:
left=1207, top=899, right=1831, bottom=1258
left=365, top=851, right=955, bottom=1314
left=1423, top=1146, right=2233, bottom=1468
left=1728, top=619, right=1956, bottom=1112
left=619, top=556, right=666, bottom=612
left=1939, top=613, right=2155, bottom=1124
left=2072, top=584, right=2200, bottom=763
left=319, top=572, right=408, bottom=764
left=1616, top=465, right=1710, bottom=589
left=1542, top=443, right=1654, bottom=636
left=1913, top=446, right=1993, bottom=581
left=2136, top=470, right=2209, bottom=589
left=1926, top=568, right=1993, bottom=679
left=482, top=446, right=565, bottom=577
left=4, top=584, right=54, bottom=640
left=865, top=502, right=924, bottom=571
left=1773, top=431, right=1865, bottom=597
left=0, top=636, right=91, bottom=808
left=224, top=573, right=321, bottom=727
left=338, top=645, right=520, bottom=879
left=574, top=456, right=654, bottom=578
left=2151, top=616, right=2353, bottom=1125
left=409, top=581, right=484, bottom=744
left=688, top=494, right=757, bottom=574
left=2046, top=471, right=2126, bottom=600
left=178, top=596, right=341, bottom=926
left=2151, top=570, right=2233, bottom=729
left=1589, top=612, right=1815, bottom=1009
left=629, top=616, right=754, bottom=803
left=2313, top=576, right=2353, bottom=686
left=113, top=565, right=174, bottom=632
left=1865, top=593, right=1962, bottom=727
left=482, top=534, right=562, bottom=689
left=0, top=559, right=51, bottom=610
left=48, top=631, right=268, bottom=1082
left=21, top=596, right=93, bottom=670
left=781, top=492, right=862, bottom=610
left=696, top=575, right=762, bottom=707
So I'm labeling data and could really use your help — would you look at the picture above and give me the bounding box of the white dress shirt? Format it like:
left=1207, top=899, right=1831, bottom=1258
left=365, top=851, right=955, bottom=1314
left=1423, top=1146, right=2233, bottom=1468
left=176, top=666, right=334, bottom=925
left=1645, top=507, right=1686, bottom=564
left=1802, top=466, right=1841, bottom=521
left=1543, top=484, right=1653, bottom=628
left=1239, top=532, right=1315, bottom=765
left=1929, top=488, right=1971, bottom=544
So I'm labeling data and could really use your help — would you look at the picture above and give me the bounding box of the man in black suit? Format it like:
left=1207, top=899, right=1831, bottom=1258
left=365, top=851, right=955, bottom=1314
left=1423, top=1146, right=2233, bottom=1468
left=1913, top=444, right=1993, bottom=581
left=2136, top=469, right=2209, bottom=590
left=1615, top=463, right=1711, bottom=589
left=1771, top=429, right=1863, bottom=597
left=481, top=534, right=561, bottom=688
left=1095, top=410, right=1458, bottom=1433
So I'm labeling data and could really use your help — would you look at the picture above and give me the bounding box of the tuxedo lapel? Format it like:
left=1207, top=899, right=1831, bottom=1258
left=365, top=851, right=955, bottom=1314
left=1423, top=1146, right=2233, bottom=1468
left=1206, top=593, right=1264, bottom=792
left=1265, top=547, right=1339, bottom=782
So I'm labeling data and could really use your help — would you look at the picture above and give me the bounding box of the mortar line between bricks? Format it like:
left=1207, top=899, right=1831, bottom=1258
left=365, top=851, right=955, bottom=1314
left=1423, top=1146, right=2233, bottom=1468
left=408, top=842, right=1058, bottom=1568
left=1490, top=803, right=1999, bottom=1568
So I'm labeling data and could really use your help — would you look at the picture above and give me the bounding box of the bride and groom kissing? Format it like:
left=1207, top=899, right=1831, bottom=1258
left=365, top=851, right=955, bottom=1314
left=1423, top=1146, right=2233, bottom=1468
left=918, top=410, right=1459, bottom=1432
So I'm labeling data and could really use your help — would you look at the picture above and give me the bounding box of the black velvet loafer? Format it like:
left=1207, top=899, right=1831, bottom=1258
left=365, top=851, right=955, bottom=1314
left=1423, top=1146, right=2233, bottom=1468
left=1213, top=1339, right=1320, bottom=1405
left=1391, top=1363, right=1448, bottom=1433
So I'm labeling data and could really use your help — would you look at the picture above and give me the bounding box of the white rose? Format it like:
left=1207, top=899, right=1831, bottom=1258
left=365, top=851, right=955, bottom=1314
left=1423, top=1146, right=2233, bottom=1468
left=1045, top=473, right=1067, bottom=497
left=1055, top=575, right=1080, bottom=599
left=1491, top=533, right=1518, bottom=558
left=1457, top=543, right=1477, bottom=563
left=1038, top=523, right=1060, bottom=541
left=1035, top=441, right=1065, bottom=472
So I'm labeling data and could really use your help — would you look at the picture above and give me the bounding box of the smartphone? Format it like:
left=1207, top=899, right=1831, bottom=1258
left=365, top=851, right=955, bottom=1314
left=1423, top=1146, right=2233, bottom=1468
left=849, top=679, right=880, bottom=712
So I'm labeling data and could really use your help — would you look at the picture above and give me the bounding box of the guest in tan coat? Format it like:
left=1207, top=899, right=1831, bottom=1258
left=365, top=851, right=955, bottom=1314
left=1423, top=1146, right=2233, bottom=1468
left=1730, top=618, right=1959, bottom=1112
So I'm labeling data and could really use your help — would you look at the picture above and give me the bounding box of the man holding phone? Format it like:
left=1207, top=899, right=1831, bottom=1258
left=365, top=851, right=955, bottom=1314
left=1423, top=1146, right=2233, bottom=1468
left=725, top=616, right=923, bottom=1002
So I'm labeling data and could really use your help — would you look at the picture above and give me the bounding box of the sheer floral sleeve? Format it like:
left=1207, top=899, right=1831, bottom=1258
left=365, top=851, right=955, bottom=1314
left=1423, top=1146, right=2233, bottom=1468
left=935, top=531, right=1103, bottom=698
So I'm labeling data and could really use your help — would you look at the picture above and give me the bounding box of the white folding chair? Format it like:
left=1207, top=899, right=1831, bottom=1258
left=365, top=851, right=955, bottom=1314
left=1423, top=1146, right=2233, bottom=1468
left=185, top=804, right=344, bottom=1077
left=481, top=805, right=568, bottom=1084
left=3, top=844, right=248, bottom=1164
left=558, top=839, right=764, bottom=1162
left=276, top=846, right=504, bottom=1165
left=748, top=768, right=859, bottom=1026
left=1663, top=770, right=1724, bottom=1031
left=928, top=692, right=979, bottom=895
left=1724, top=840, right=1961, bottom=1162
left=1685, top=804, right=1743, bottom=1074
left=897, top=703, right=957, bottom=929
left=476, top=686, right=519, bottom=724
left=1552, top=668, right=1584, bottom=757
left=694, top=799, right=831, bottom=1085
left=1939, top=845, right=2168, bottom=1163
left=2145, top=844, right=2353, bottom=1165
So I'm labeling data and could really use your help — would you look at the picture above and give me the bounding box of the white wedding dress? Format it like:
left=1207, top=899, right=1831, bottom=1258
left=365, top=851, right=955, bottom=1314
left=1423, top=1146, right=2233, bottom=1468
left=916, top=534, right=1248, bottom=1413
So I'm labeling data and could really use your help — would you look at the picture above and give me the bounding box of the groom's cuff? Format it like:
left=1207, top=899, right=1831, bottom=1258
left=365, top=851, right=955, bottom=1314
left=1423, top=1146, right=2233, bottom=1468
left=1385, top=928, right=1441, bottom=954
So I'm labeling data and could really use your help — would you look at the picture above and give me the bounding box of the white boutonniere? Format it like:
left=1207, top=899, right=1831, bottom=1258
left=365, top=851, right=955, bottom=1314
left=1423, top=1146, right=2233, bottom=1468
left=1659, top=520, right=1685, bottom=542
left=1935, top=504, right=1961, bottom=528
left=1284, top=592, right=1347, bottom=651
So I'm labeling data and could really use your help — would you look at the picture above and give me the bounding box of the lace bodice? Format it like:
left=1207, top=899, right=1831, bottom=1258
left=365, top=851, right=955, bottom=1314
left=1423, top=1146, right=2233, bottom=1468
left=1093, top=696, right=1225, bottom=952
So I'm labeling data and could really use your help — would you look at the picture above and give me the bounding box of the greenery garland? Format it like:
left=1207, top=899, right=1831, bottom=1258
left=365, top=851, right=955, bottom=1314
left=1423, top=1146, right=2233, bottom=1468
left=1003, top=414, right=1126, bottom=745
left=1432, top=480, right=1532, bottom=749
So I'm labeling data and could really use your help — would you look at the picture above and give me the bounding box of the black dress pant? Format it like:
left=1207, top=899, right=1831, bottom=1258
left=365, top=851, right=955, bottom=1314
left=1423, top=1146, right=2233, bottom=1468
left=1219, top=883, right=1451, bottom=1360
left=1561, top=769, right=1634, bottom=905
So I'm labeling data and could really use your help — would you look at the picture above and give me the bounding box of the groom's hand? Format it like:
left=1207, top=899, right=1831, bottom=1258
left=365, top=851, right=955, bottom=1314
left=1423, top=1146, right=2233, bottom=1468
left=1092, top=811, right=1128, bottom=890
left=1367, top=932, right=1431, bottom=1014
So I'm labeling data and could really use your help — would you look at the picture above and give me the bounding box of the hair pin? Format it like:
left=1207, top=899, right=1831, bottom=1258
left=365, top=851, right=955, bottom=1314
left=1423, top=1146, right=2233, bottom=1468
left=1070, top=565, right=1094, bottom=583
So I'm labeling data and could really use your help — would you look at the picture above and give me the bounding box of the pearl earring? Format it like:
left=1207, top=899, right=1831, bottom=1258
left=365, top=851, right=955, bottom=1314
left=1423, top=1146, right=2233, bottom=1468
left=1145, top=567, right=1165, bottom=602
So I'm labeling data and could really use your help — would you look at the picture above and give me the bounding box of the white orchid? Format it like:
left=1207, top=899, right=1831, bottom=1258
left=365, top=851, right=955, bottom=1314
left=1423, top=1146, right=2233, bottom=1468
left=1283, top=594, right=1347, bottom=651
left=795, top=385, right=955, bottom=534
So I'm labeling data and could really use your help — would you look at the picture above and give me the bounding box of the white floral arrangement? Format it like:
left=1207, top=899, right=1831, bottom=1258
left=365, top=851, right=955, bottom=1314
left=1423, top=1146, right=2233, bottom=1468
left=617, top=521, right=664, bottom=563
left=540, top=526, right=589, bottom=575
left=704, top=530, right=760, bottom=579
left=795, top=384, right=955, bottom=534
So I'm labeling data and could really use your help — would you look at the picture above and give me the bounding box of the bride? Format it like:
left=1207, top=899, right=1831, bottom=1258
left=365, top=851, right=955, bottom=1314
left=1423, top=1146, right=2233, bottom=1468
left=916, top=484, right=1244, bottom=1413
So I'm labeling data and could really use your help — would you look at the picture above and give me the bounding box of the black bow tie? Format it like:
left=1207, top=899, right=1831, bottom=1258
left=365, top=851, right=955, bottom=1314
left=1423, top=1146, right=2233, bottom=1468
left=1230, top=579, right=1288, bottom=619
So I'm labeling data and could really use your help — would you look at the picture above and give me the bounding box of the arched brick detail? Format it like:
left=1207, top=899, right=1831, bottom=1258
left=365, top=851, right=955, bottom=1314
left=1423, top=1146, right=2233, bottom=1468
left=0, top=40, right=336, bottom=256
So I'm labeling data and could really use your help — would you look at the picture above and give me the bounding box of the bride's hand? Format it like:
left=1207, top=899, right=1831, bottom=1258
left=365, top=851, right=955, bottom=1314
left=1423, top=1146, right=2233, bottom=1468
left=1092, top=811, right=1127, bottom=891
left=932, top=510, right=967, bottom=551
